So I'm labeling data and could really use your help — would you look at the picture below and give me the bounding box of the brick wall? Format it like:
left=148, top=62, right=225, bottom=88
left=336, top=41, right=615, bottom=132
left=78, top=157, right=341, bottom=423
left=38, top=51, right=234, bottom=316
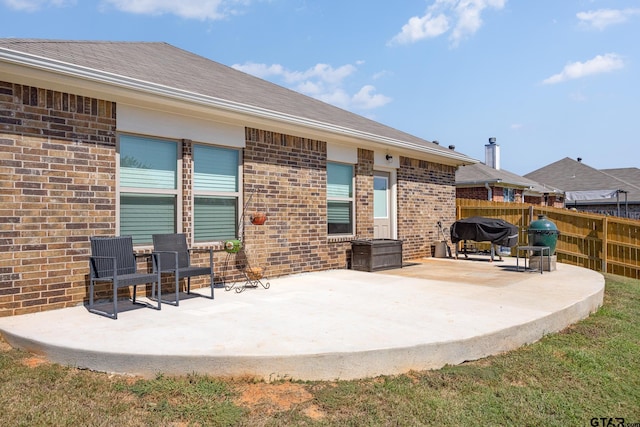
left=458, top=186, right=565, bottom=208
left=398, top=157, right=456, bottom=259
left=0, top=81, right=117, bottom=317
left=354, top=148, right=375, bottom=240
left=241, top=128, right=340, bottom=278
left=0, top=79, right=460, bottom=316
left=456, top=187, right=489, bottom=201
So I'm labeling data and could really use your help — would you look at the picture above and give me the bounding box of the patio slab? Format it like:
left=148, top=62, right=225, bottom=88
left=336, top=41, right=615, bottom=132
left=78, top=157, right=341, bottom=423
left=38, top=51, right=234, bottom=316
left=0, top=257, right=604, bottom=381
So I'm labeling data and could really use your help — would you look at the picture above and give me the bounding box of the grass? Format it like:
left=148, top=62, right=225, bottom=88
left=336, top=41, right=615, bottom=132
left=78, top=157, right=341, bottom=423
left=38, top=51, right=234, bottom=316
left=1, top=273, right=639, bottom=426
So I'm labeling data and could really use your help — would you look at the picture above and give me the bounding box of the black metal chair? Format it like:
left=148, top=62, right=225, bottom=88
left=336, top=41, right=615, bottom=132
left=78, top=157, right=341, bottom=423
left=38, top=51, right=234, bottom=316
left=152, top=233, right=215, bottom=306
left=89, top=236, right=161, bottom=319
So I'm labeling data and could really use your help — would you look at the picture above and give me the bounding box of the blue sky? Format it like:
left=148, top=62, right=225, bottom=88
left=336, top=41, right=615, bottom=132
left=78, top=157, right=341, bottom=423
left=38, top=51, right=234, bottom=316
left=1, top=0, right=638, bottom=175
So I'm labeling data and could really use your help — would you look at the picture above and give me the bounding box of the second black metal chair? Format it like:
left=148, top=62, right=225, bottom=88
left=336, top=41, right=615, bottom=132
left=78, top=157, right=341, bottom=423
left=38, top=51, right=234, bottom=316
left=152, top=233, right=215, bottom=306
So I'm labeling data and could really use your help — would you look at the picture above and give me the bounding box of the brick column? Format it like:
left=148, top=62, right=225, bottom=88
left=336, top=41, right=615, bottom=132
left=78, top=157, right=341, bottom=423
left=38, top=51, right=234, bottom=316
left=355, top=148, right=374, bottom=239
left=181, top=139, right=193, bottom=241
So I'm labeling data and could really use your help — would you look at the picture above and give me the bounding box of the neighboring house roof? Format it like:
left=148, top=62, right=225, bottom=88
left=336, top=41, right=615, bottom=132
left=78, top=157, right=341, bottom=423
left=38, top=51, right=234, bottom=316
left=456, top=162, right=563, bottom=196
left=0, top=39, right=476, bottom=166
left=525, top=158, right=640, bottom=203
left=602, top=167, right=640, bottom=186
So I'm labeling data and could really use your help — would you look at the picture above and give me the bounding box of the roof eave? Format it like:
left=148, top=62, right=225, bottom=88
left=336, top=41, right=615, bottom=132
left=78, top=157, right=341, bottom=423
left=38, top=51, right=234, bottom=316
left=1, top=47, right=477, bottom=166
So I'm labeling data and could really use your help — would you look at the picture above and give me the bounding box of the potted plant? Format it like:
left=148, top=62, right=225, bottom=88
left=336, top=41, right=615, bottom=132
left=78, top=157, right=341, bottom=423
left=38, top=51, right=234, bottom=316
left=250, top=212, right=267, bottom=225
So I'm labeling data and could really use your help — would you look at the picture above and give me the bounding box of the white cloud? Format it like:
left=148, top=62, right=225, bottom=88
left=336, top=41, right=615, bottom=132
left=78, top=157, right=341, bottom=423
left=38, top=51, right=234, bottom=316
left=233, top=61, right=391, bottom=111
left=389, top=0, right=506, bottom=47
left=388, top=13, right=450, bottom=45
left=100, top=0, right=247, bottom=21
left=1, top=0, right=75, bottom=11
left=577, top=8, right=640, bottom=30
left=542, top=53, right=624, bottom=85
left=510, top=123, right=523, bottom=130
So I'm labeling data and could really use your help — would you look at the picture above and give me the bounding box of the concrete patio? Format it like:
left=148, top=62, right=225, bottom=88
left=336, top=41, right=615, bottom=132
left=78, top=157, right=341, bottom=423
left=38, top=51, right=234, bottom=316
left=0, top=256, right=604, bottom=381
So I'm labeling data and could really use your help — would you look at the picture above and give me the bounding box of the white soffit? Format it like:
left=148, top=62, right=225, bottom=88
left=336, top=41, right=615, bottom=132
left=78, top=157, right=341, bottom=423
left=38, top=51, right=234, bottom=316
left=327, top=142, right=357, bottom=164
left=118, top=104, right=245, bottom=148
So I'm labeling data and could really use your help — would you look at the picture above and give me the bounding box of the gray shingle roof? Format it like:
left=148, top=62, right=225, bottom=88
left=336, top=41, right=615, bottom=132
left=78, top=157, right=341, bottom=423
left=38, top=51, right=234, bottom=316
left=525, top=158, right=640, bottom=203
left=456, top=162, right=562, bottom=195
left=0, top=39, right=473, bottom=163
left=602, top=168, right=640, bottom=187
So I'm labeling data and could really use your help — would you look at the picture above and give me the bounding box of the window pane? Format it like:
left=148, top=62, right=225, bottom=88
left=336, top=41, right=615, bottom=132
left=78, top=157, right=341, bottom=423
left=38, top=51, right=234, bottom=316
left=120, top=135, right=177, bottom=189
left=194, top=196, right=237, bottom=241
left=194, top=145, right=239, bottom=192
left=327, top=163, right=352, bottom=198
left=120, top=193, right=176, bottom=244
left=328, top=201, right=352, bottom=234
left=374, top=176, right=388, bottom=218
left=503, top=188, right=514, bottom=202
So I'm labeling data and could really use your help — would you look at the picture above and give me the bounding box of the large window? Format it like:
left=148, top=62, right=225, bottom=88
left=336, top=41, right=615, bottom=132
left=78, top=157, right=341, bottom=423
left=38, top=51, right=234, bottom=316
left=327, top=162, right=354, bottom=235
left=119, top=135, right=178, bottom=244
left=193, top=144, right=240, bottom=242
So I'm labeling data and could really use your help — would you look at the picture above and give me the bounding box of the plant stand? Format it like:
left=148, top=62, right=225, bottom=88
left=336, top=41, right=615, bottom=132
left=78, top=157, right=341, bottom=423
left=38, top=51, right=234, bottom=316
left=222, top=188, right=271, bottom=292
left=222, top=249, right=271, bottom=293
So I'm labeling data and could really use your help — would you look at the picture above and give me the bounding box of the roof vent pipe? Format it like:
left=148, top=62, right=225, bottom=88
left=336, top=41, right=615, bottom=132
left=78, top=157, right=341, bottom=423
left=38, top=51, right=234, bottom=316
left=485, top=137, right=500, bottom=170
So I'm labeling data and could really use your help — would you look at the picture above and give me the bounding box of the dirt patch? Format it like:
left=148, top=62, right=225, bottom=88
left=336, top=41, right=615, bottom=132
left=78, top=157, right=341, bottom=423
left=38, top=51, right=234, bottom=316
left=22, top=355, right=50, bottom=368
left=236, top=382, right=324, bottom=419
left=0, top=339, right=13, bottom=352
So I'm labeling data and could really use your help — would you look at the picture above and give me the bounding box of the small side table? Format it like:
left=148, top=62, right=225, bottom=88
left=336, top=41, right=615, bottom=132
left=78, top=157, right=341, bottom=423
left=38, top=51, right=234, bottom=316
left=516, top=245, right=551, bottom=274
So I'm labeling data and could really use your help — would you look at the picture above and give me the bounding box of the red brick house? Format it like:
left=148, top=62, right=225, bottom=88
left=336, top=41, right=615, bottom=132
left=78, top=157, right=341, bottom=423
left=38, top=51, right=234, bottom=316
left=0, top=39, right=476, bottom=317
left=456, top=138, right=564, bottom=207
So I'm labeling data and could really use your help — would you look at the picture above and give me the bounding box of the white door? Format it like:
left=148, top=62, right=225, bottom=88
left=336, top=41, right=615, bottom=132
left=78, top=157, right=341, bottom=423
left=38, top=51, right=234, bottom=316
left=373, top=171, right=391, bottom=239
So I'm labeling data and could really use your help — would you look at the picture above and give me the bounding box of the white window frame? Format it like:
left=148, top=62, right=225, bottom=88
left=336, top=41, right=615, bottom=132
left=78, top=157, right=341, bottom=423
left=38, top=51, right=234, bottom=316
left=192, top=143, right=242, bottom=243
left=116, top=133, right=181, bottom=245
left=327, top=161, right=355, bottom=236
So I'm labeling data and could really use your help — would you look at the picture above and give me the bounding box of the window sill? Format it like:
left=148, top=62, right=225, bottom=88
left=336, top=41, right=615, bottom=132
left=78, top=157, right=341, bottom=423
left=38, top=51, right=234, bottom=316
left=327, top=235, right=355, bottom=243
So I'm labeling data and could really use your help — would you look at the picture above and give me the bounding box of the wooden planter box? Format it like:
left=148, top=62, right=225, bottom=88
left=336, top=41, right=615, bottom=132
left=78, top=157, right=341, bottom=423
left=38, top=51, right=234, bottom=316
left=351, top=239, right=403, bottom=272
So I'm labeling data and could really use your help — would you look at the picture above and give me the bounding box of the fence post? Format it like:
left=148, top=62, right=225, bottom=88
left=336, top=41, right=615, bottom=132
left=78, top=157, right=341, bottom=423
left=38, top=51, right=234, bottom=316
left=602, top=216, right=608, bottom=273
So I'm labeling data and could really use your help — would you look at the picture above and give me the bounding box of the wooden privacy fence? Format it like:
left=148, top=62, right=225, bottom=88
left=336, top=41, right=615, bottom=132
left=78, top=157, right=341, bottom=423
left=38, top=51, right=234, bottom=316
left=456, top=199, right=640, bottom=280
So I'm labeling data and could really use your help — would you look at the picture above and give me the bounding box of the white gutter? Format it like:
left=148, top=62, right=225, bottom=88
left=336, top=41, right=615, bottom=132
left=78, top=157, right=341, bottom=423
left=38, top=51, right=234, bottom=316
left=485, top=183, right=493, bottom=201
left=0, top=47, right=477, bottom=165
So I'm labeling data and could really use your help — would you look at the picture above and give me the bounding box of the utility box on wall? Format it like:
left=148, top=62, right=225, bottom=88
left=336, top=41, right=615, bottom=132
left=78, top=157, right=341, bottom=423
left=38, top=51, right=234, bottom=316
left=351, top=239, right=403, bottom=272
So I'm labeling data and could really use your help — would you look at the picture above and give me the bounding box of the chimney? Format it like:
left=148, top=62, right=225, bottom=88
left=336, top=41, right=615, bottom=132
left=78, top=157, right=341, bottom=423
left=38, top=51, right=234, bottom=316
left=485, top=137, right=500, bottom=170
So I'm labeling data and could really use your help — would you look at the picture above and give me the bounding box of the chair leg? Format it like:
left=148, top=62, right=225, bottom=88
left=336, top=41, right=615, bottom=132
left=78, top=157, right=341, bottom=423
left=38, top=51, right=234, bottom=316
left=175, top=273, right=180, bottom=306
left=210, top=270, right=215, bottom=299
left=155, top=278, right=161, bottom=310
left=112, top=281, right=118, bottom=320
left=89, top=279, right=95, bottom=310
left=187, top=277, right=191, bottom=294
left=132, top=285, right=137, bottom=304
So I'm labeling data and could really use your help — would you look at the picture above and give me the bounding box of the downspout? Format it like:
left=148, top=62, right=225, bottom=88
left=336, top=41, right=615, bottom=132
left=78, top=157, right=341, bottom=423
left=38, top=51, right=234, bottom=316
left=485, top=183, right=492, bottom=201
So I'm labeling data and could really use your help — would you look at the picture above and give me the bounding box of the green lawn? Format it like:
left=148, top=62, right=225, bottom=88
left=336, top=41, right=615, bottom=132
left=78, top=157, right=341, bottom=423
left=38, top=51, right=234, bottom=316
left=1, top=273, right=639, bottom=426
